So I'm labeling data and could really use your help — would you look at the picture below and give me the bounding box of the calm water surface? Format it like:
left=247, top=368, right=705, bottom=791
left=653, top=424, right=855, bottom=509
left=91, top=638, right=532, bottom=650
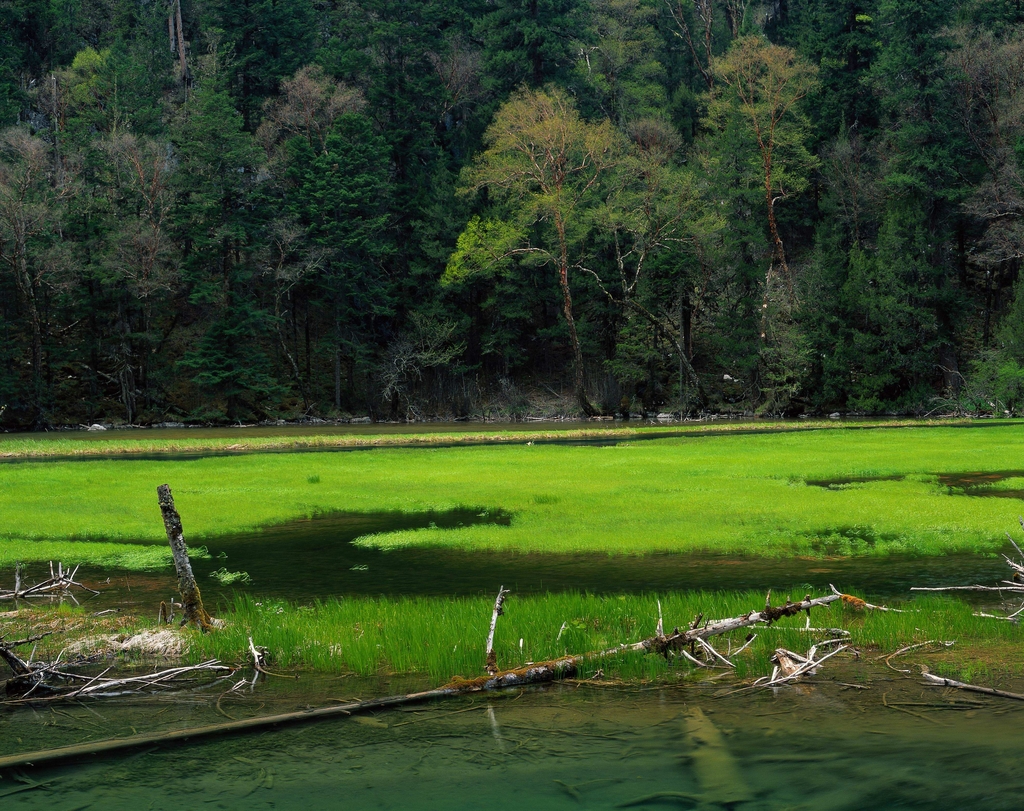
left=2, top=665, right=1022, bottom=809
left=7, top=508, right=1012, bottom=614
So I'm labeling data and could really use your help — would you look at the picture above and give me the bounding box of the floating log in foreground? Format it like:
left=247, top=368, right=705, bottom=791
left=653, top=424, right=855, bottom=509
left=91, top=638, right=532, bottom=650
left=0, top=590, right=846, bottom=771
left=157, top=484, right=219, bottom=631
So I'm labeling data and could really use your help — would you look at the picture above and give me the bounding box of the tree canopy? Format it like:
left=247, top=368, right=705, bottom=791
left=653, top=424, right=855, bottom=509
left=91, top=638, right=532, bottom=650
left=0, top=0, right=1023, bottom=425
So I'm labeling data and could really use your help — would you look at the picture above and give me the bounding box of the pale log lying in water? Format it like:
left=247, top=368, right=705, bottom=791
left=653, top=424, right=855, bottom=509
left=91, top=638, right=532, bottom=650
left=0, top=590, right=847, bottom=770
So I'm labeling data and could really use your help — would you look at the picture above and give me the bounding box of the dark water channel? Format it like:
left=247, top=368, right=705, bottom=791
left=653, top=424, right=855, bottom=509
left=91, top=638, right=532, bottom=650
left=17, top=508, right=1015, bottom=615
left=4, top=664, right=1024, bottom=809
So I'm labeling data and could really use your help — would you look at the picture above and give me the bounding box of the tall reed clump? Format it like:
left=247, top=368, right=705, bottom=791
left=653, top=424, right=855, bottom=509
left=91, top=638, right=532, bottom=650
left=188, top=591, right=860, bottom=683
left=185, top=591, right=1024, bottom=685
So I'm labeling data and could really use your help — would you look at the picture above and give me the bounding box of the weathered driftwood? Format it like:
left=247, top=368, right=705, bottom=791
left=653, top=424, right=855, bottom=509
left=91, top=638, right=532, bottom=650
left=912, top=525, right=1024, bottom=597
left=157, top=484, right=217, bottom=631
left=920, top=668, right=1024, bottom=701
left=1, top=650, right=234, bottom=702
left=758, top=642, right=848, bottom=687
left=485, top=586, right=510, bottom=674
left=911, top=584, right=1024, bottom=593
left=0, top=562, right=99, bottom=602
left=0, top=633, right=54, bottom=693
left=829, top=583, right=901, bottom=612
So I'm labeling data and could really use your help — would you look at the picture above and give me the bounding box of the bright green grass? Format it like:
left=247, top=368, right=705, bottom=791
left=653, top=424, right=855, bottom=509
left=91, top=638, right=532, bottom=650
left=185, top=591, right=1024, bottom=684
left=2, top=423, right=1024, bottom=566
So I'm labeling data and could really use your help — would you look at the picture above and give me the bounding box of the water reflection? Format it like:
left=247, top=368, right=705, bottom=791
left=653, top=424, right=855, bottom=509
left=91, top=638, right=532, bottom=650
left=3, top=667, right=1024, bottom=810
left=8, top=509, right=1011, bottom=615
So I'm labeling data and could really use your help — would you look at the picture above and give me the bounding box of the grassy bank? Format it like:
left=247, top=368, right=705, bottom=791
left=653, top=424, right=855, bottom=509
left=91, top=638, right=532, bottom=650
left=186, top=592, right=1023, bottom=684
left=0, top=418, right=976, bottom=459
left=1, top=422, right=1024, bottom=567
left=6, top=591, right=1019, bottom=686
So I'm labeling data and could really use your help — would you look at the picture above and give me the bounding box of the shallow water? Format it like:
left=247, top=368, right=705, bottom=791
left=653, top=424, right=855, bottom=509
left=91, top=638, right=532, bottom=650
left=807, top=469, right=1024, bottom=501
left=5, top=508, right=1011, bottom=615
left=3, top=665, right=1024, bottom=809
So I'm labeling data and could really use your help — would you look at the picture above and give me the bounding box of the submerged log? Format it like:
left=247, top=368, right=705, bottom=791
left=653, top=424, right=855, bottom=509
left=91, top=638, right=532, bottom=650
left=156, top=484, right=217, bottom=632
left=920, top=668, right=1024, bottom=701
left=0, top=590, right=847, bottom=771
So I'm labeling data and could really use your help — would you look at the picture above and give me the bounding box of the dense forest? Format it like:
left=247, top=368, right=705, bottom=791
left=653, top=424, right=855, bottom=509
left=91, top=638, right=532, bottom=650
left=1, top=0, right=1023, bottom=427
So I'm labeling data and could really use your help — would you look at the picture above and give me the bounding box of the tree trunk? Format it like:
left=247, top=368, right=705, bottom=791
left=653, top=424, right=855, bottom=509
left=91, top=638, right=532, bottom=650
left=555, top=215, right=595, bottom=416
left=761, top=156, right=790, bottom=344
left=173, top=0, right=188, bottom=82
left=156, top=484, right=215, bottom=632
left=15, top=244, right=45, bottom=428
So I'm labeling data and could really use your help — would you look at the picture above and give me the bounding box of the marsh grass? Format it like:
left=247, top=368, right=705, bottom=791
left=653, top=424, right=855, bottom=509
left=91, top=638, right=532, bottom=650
left=4, top=591, right=1021, bottom=688
left=3, top=423, right=1024, bottom=568
left=0, top=418, right=979, bottom=459
left=0, top=603, right=150, bottom=661
left=185, top=591, right=1024, bottom=686
left=0, top=540, right=171, bottom=570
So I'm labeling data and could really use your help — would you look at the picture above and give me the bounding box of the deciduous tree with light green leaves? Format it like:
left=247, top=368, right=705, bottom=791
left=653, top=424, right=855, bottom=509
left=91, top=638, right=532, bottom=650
left=702, top=35, right=818, bottom=411
left=446, top=86, right=621, bottom=415
left=705, top=35, right=818, bottom=338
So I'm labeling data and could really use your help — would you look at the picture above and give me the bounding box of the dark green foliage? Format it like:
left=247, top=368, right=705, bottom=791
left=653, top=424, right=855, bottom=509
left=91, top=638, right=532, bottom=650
left=0, top=0, right=1023, bottom=425
left=201, top=0, right=317, bottom=127
left=476, top=0, right=588, bottom=95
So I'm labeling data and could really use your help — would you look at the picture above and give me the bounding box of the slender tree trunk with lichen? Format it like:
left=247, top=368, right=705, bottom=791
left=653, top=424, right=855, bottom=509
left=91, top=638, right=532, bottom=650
left=157, top=484, right=215, bottom=632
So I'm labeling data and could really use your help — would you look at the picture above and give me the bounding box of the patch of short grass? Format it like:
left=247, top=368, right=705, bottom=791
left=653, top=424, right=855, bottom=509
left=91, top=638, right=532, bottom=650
left=0, top=539, right=172, bottom=569
left=2, top=423, right=1024, bottom=567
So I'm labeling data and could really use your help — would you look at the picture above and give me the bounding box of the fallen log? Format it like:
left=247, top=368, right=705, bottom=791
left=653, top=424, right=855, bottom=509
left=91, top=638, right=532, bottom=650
left=829, top=584, right=901, bottom=612
left=0, top=684, right=459, bottom=771
left=157, top=484, right=218, bottom=631
left=920, top=668, right=1024, bottom=702
left=911, top=585, right=1024, bottom=593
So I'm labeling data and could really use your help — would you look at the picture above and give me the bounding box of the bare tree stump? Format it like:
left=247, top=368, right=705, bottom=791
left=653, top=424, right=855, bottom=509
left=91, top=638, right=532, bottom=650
left=157, top=484, right=216, bottom=632
left=485, top=586, right=510, bottom=674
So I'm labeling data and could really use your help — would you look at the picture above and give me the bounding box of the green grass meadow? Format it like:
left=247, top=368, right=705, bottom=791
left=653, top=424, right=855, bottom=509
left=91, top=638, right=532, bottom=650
left=1, top=423, right=1023, bottom=567
left=183, top=591, right=1024, bottom=684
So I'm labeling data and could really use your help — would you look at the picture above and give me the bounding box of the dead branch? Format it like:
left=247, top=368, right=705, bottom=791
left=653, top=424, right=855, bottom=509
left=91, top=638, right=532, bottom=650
left=829, top=584, right=902, bottom=612
left=757, top=643, right=848, bottom=688
left=920, top=667, right=1024, bottom=701
left=247, top=636, right=296, bottom=680
left=1, top=659, right=234, bottom=702
left=911, top=584, right=1024, bottom=593
left=881, top=641, right=954, bottom=673
left=0, top=561, right=99, bottom=601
